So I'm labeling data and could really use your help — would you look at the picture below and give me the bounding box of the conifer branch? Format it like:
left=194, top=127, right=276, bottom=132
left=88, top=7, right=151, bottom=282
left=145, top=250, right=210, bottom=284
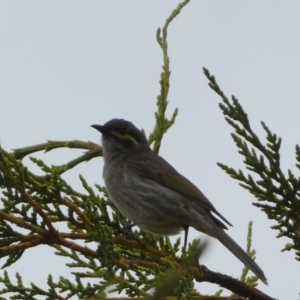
left=203, top=67, right=300, bottom=259
left=194, top=265, right=276, bottom=300
left=148, top=1, right=190, bottom=153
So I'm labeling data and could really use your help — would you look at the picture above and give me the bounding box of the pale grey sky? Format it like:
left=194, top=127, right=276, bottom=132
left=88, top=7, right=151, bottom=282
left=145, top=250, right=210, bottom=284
left=0, top=1, right=299, bottom=299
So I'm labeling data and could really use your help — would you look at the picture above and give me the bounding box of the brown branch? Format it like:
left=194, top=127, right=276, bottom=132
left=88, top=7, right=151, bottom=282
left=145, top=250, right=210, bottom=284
left=115, top=236, right=168, bottom=258
left=55, top=235, right=165, bottom=268
left=55, top=235, right=98, bottom=258
left=0, top=237, right=45, bottom=254
left=0, top=232, right=90, bottom=255
left=59, top=232, right=91, bottom=239
left=12, top=140, right=102, bottom=160
left=56, top=195, right=95, bottom=231
left=9, top=178, right=55, bottom=232
left=119, top=257, right=159, bottom=269
left=194, top=265, right=276, bottom=300
left=0, top=211, right=47, bottom=235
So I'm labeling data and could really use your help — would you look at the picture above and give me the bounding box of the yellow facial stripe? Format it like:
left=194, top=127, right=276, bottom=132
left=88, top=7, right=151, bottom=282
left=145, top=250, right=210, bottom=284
left=112, top=131, right=137, bottom=143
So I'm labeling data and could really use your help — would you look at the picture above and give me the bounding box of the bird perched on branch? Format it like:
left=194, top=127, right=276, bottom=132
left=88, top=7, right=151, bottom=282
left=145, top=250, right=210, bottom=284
left=92, top=118, right=267, bottom=284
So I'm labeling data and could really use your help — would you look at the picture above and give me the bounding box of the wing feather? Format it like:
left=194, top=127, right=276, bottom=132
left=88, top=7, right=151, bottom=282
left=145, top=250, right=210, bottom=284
left=126, top=151, right=232, bottom=227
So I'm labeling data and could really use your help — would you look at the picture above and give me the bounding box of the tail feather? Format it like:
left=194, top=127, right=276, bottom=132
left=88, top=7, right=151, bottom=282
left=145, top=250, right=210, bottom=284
left=215, top=229, right=268, bottom=285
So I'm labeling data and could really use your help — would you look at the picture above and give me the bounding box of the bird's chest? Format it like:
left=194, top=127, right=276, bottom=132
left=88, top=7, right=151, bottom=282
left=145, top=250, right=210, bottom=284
left=103, top=162, right=126, bottom=195
left=103, top=163, right=141, bottom=218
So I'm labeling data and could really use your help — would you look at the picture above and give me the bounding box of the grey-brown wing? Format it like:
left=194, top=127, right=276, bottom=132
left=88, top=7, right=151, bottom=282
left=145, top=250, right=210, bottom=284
left=126, top=151, right=232, bottom=227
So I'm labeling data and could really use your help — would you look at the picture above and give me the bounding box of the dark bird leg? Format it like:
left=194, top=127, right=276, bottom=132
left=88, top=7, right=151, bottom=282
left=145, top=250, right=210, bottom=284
left=183, top=225, right=189, bottom=250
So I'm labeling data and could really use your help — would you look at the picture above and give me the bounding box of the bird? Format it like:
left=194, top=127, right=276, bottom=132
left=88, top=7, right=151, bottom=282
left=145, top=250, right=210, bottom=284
left=91, top=118, right=267, bottom=284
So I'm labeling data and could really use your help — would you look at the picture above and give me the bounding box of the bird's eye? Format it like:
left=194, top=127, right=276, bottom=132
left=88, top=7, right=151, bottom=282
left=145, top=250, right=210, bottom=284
left=111, top=131, right=137, bottom=144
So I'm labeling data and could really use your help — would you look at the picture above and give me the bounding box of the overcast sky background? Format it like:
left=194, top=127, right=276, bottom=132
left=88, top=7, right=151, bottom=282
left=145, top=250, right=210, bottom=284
left=0, top=1, right=299, bottom=299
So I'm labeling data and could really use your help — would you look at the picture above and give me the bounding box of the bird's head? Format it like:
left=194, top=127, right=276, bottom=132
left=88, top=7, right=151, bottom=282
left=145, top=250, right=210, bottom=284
left=91, top=119, right=150, bottom=156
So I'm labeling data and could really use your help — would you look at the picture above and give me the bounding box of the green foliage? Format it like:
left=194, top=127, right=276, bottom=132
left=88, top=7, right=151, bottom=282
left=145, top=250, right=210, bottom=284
left=147, top=0, right=190, bottom=154
left=0, top=142, right=201, bottom=299
left=239, top=222, right=260, bottom=287
left=204, top=67, right=300, bottom=261
left=0, top=139, right=263, bottom=299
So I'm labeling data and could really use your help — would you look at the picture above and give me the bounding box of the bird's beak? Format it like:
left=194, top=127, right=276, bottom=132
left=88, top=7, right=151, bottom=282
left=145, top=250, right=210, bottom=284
left=91, top=124, right=110, bottom=135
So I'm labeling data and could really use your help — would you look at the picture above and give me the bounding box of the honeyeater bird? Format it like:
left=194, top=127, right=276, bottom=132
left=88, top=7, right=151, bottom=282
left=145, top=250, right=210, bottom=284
left=91, top=118, right=267, bottom=284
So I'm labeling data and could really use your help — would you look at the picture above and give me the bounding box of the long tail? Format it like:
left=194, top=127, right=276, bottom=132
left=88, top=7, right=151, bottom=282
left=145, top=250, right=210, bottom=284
left=215, top=229, right=268, bottom=284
